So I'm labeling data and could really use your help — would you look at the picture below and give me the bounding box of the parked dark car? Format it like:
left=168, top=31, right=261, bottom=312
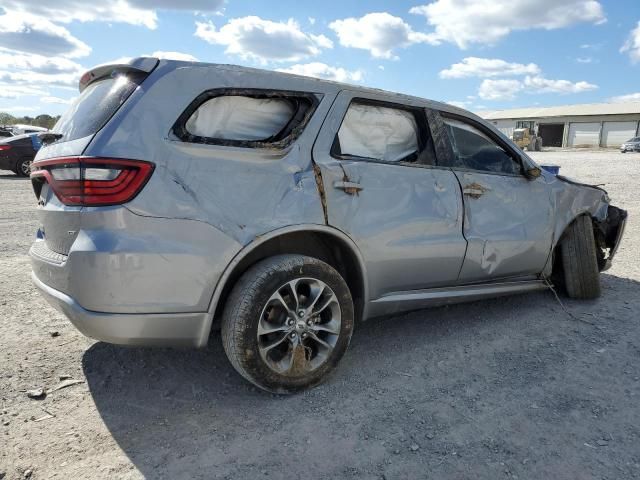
left=0, top=128, right=13, bottom=138
left=0, top=133, right=42, bottom=176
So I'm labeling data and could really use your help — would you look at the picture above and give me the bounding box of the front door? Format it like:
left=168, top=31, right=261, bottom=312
left=311, top=91, right=467, bottom=301
left=439, top=115, right=554, bottom=282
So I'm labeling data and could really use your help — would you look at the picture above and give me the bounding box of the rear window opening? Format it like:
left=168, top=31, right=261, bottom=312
left=52, top=71, right=147, bottom=143
left=173, top=89, right=320, bottom=149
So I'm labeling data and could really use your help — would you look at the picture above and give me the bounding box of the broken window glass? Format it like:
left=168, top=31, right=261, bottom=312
left=443, top=118, right=520, bottom=175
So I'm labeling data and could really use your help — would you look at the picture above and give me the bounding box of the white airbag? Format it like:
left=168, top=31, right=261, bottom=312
left=338, top=103, right=418, bottom=162
left=185, top=96, right=294, bottom=141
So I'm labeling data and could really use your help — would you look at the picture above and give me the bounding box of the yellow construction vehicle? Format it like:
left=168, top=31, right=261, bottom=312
left=512, top=127, right=542, bottom=151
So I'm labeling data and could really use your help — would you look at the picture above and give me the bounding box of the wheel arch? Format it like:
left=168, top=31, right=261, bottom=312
left=197, top=224, right=369, bottom=347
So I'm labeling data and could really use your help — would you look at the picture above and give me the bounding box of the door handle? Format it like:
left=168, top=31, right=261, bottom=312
left=462, top=183, right=489, bottom=199
left=333, top=180, right=363, bottom=195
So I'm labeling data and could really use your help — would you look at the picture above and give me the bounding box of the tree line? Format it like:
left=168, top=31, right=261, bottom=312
left=0, top=112, right=61, bottom=130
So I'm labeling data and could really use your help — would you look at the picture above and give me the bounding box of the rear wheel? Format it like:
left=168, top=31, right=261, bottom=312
left=221, top=254, right=354, bottom=394
left=15, top=158, right=31, bottom=177
left=559, top=215, right=601, bottom=299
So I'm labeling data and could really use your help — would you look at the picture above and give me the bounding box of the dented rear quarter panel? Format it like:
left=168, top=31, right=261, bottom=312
left=84, top=62, right=339, bottom=246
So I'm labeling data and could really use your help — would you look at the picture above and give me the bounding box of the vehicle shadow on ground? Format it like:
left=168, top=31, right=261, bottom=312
left=81, top=273, right=639, bottom=478
left=0, top=174, right=27, bottom=179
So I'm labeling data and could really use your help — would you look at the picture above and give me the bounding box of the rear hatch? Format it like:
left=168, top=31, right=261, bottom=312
left=31, top=58, right=158, bottom=256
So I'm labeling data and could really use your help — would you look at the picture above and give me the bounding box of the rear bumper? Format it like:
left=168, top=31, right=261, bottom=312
left=32, top=271, right=208, bottom=347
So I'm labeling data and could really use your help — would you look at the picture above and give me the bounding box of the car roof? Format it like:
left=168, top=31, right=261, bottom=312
left=0, top=133, right=36, bottom=144
left=85, top=57, right=483, bottom=122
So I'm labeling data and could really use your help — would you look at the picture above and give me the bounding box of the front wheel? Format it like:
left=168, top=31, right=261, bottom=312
left=221, top=254, right=354, bottom=394
left=15, top=158, right=31, bottom=177
left=559, top=215, right=601, bottom=299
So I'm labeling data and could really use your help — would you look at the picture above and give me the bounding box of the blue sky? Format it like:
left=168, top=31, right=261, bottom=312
left=0, top=0, right=639, bottom=116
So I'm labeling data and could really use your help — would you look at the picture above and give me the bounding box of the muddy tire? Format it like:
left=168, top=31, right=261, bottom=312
left=221, top=254, right=354, bottom=394
left=559, top=215, right=601, bottom=299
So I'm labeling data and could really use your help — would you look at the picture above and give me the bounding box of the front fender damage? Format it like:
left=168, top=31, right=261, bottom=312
left=593, top=205, right=627, bottom=271
left=550, top=175, right=627, bottom=273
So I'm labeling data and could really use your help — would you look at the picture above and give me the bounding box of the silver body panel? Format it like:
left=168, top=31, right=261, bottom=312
left=29, top=59, right=625, bottom=347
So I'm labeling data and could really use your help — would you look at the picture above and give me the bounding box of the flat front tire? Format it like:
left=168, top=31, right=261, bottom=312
left=559, top=215, right=601, bottom=299
left=221, top=254, right=354, bottom=394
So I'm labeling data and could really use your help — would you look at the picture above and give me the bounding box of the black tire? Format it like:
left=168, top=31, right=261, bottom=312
left=15, top=158, right=31, bottom=177
left=559, top=215, right=601, bottom=299
left=221, top=254, right=354, bottom=394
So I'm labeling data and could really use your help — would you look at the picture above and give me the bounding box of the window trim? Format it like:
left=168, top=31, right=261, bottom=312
left=440, top=112, right=526, bottom=177
left=330, top=97, right=436, bottom=168
left=172, top=88, right=321, bottom=149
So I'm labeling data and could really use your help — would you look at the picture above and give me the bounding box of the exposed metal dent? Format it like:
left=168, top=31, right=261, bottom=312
left=312, top=163, right=329, bottom=224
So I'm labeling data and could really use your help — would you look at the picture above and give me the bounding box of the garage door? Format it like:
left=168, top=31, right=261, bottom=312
left=602, top=121, right=638, bottom=148
left=568, top=123, right=601, bottom=147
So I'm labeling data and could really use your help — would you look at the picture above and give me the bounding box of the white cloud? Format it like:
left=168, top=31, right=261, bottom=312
left=621, top=21, right=640, bottom=63
left=40, top=96, right=75, bottom=105
left=277, top=62, right=363, bottom=83
left=478, top=79, right=523, bottom=100
left=410, top=0, right=605, bottom=48
left=478, top=75, right=597, bottom=100
left=150, top=51, right=199, bottom=62
left=0, top=70, right=79, bottom=89
left=0, top=50, right=84, bottom=75
left=195, top=16, right=332, bottom=63
left=0, top=11, right=91, bottom=58
left=329, top=12, right=437, bottom=59
left=523, top=75, right=597, bottom=94
left=609, top=92, right=640, bottom=103
left=0, top=84, right=48, bottom=99
left=576, top=56, right=594, bottom=63
left=440, top=57, right=540, bottom=78
left=0, top=0, right=224, bottom=30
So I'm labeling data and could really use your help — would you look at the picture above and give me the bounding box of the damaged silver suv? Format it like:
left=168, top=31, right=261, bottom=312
left=30, top=58, right=627, bottom=393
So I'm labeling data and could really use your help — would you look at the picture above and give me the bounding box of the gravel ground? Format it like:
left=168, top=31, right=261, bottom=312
left=1, top=150, right=639, bottom=480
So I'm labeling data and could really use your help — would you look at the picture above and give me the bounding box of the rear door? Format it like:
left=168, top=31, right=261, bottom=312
left=438, top=114, right=554, bottom=282
left=312, top=91, right=467, bottom=300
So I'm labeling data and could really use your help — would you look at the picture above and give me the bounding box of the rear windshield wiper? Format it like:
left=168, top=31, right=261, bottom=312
left=38, top=132, right=63, bottom=145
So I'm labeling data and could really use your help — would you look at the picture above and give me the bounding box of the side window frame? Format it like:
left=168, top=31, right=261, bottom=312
left=330, top=97, right=437, bottom=168
left=438, top=111, right=526, bottom=177
left=172, top=88, right=321, bottom=149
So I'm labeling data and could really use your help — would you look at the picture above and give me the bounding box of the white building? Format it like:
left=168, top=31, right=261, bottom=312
left=479, top=103, right=640, bottom=148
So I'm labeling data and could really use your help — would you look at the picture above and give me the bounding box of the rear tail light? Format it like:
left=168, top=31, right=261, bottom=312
left=0, top=145, right=11, bottom=151
left=30, top=157, right=154, bottom=206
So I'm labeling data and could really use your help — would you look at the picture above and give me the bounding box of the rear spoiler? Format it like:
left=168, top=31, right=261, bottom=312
left=79, top=57, right=159, bottom=93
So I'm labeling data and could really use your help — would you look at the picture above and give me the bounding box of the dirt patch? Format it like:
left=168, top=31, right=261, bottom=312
left=1, top=151, right=640, bottom=479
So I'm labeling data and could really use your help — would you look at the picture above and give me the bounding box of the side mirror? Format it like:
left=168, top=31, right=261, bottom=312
left=525, top=167, right=542, bottom=180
